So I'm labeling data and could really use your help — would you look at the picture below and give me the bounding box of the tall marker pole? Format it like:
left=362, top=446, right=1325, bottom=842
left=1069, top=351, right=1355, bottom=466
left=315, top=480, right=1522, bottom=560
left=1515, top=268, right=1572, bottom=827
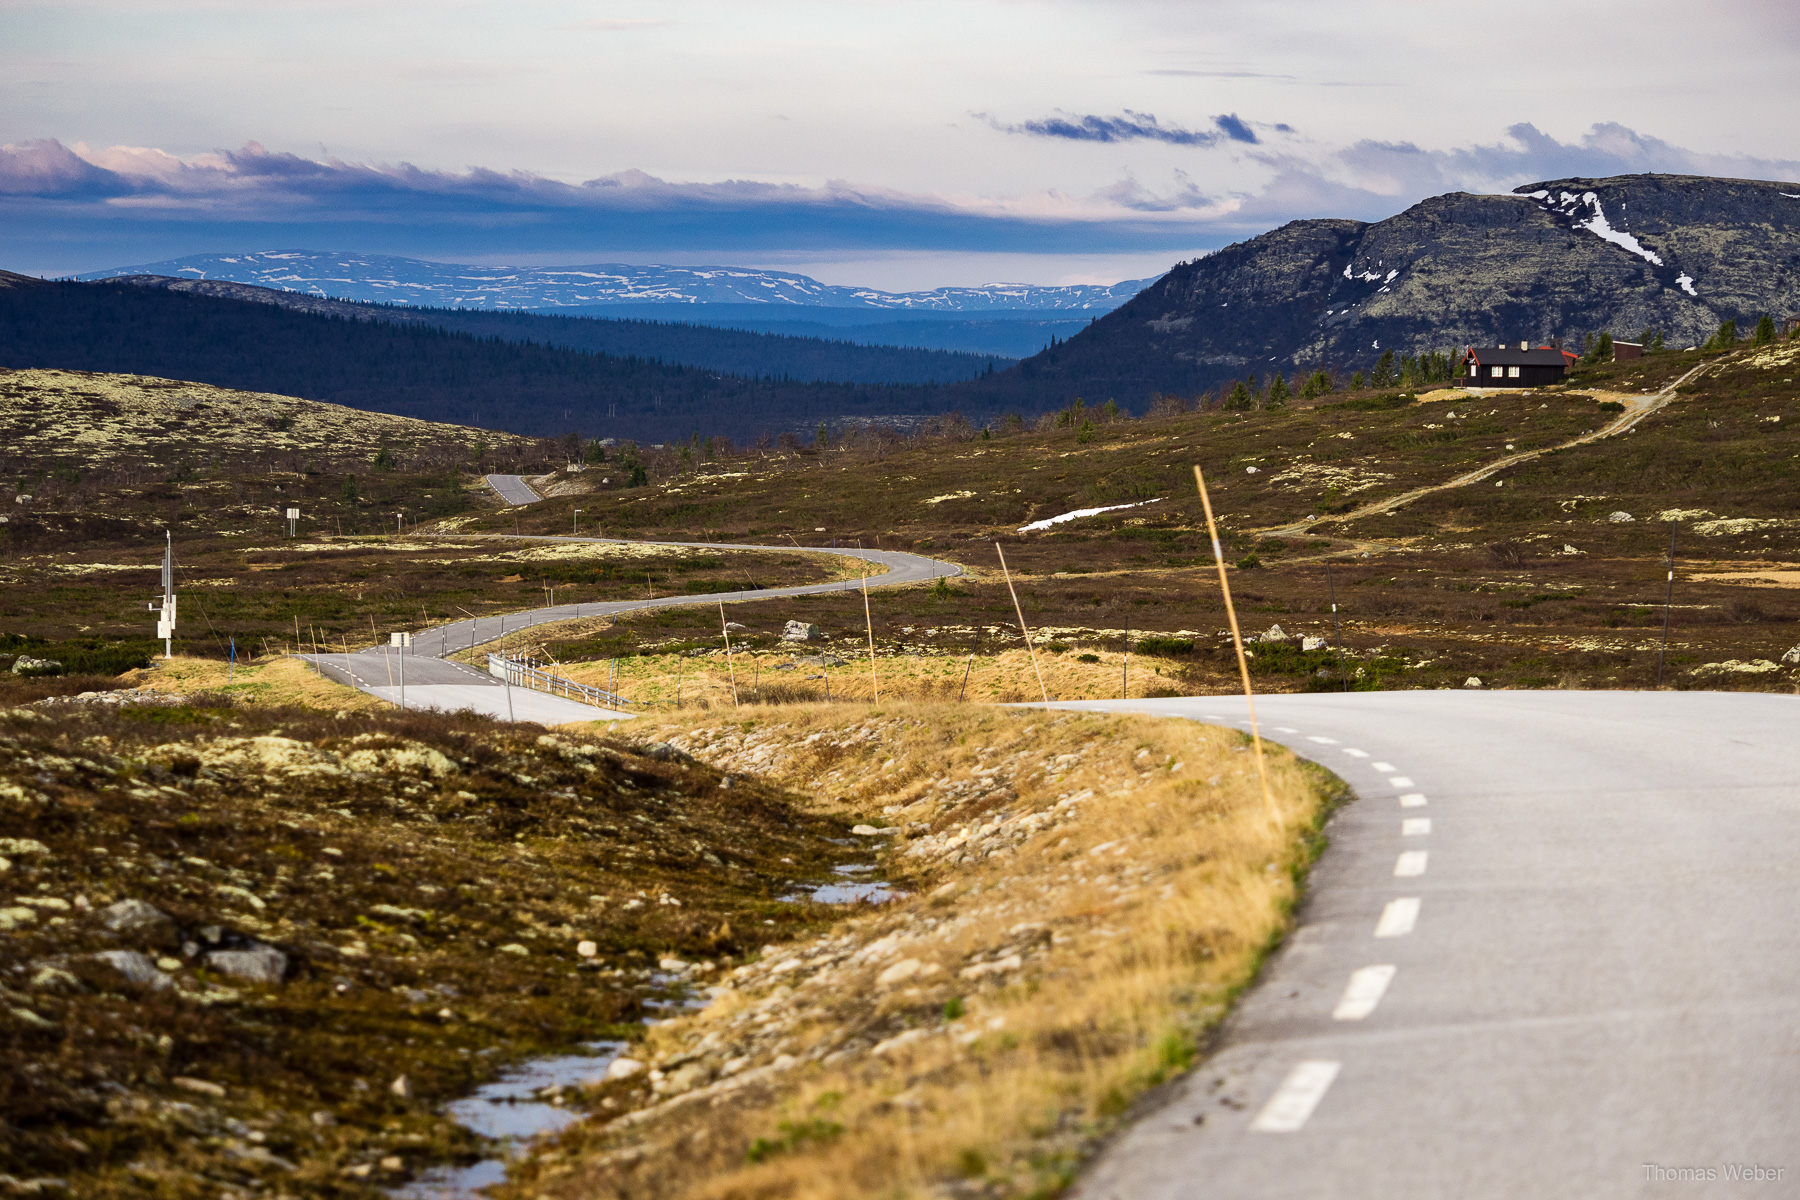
left=1327, top=564, right=1348, bottom=692
left=719, top=600, right=740, bottom=708
left=995, top=543, right=1049, bottom=703
left=1657, top=522, right=1678, bottom=688
left=1195, top=466, right=1282, bottom=832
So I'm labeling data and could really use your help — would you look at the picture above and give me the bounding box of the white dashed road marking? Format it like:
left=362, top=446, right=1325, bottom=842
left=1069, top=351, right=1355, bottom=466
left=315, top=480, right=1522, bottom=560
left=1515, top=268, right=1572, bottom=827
left=1250, top=1061, right=1342, bottom=1132
left=1332, top=964, right=1397, bottom=1020
left=1399, top=793, right=1428, bottom=807
left=1375, top=897, right=1421, bottom=938
left=1307, top=736, right=1339, bottom=744
left=1394, top=850, right=1429, bottom=877
left=1371, top=761, right=1396, bottom=773
left=1387, top=776, right=1416, bottom=789
left=1343, top=748, right=1369, bottom=758
left=1402, top=818, right=1432, bottom=836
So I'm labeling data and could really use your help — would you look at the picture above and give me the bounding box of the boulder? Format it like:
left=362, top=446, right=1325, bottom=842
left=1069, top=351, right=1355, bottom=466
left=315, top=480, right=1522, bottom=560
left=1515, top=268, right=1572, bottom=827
left=641, top=742, right=695, bottom=765
left=1608, top=511, right=1636, bottom=523
left=100, top=898, right=173, bottom=934
left=605, top=1056, right=645, bottom=1081
left=92, top=949, right=172, bottom=989
left=1464, top=676, right=1483, bottom=689
left=1783, top=646, right=1800, bottom=665
left=206, top=944, right=288, bottom=984
left=1301, top=636, right=1328, bottom=652
left=1262, top=624, right=1290, bottom=643
left=781, top=620, right=824, bottom=642
left=11, top=655, right=63, bottom=677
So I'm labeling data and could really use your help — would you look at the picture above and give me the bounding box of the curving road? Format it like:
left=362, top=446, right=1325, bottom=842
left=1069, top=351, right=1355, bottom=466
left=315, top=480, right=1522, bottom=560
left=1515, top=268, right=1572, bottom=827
left=306, top=534, right=962, bottom=721
left=1038, top=690, right=1799, bottom=1199
left=485, top=473, right=543, bottom=505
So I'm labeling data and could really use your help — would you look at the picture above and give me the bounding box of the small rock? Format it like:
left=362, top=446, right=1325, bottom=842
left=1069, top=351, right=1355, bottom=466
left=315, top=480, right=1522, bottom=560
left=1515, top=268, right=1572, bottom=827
left=0, top=906, right=37, bottom=931
left=876, top=958, right=940, bottom=987
left=206, top=945, right=288, bottom=984
left=92, top=950, right=172, bottom=989
left=781, top=620, right=824, bottom=642
left=389, top=1074, right=412, bottom=1099
left=577, top=940, right=598, bottom=958
left=1464, top=676, right=1483, bottom=689
left=1608, top=511, right=1635, bottom=523
left=0, top=837, right=50, bottom=858
left=29, top=965, right=81, bottom=991
left=99, top=899, right=172, bottom=933
left=173, top=1076, right=225, bottom=1098
left=641, top=742, right=694, bottom=764
left=1781, top=646, right=1800, bottom=666
left=605, top=1057, right=645, bottom=1081
left=666, top=1062, right=712, bottom=1093
left=658, top=957, right=689, bottom=970
left=1301, top=636, right=1328, bottom=652
left=11, top=655, right=64, bottom=677
left=497, top=943, right=529, bottom=956
left=156, top=956, right=184, bottom=971
left=312, top=1111, right=336, bottom=1127
left=851, top=824, right=896, bottom=836
left=959, top=953, right=1024, bottom=981
left=724, top=621, right=749, bottom=632
left=380, top=1156, right=404, bottom=1172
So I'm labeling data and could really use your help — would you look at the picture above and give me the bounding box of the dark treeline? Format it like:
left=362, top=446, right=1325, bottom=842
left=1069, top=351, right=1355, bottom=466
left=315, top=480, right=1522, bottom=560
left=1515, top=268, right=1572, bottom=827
left=377, top=307, right=1015, bottom=385
left=0, top=281, right=1013, bottom=443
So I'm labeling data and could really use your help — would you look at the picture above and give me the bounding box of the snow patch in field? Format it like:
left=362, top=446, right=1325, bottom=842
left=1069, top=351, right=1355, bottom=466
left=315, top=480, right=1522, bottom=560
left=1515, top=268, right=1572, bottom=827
left=1018, top=498, right=1162, bottom=533
left=1676, top=273, right=1698, bottom=296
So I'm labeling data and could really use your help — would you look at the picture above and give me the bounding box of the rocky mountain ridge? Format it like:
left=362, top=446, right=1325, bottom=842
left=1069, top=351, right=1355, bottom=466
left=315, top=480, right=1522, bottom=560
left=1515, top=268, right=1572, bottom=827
left=1006, top=172, right=1800, bottom=404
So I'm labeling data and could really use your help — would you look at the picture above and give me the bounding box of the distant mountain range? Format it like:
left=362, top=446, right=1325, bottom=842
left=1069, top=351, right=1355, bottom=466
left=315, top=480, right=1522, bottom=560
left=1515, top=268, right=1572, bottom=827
left=77, top=250, right=1157, bottom=314
left=994, top=172, right=1800, bottom=404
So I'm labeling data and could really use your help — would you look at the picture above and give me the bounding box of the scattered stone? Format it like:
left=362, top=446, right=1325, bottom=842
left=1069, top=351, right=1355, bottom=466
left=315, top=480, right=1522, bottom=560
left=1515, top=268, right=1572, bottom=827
left=577, top=940, right=598, bottom=958
left=641, top=742, right=695, bottom=765
left=658, top=957, right=689, bottom=971
left=0, top=906, right=37, bottom=931
left=498, top=943, right=529, bottom=956
left=10, top=656, right=64, bottom=677
left=959, top=953, right=1024, bottom=981
left=99, top=898, right=173, bottom=933
left=380, top=1156, right=404, bottom=1172
left=605, top=1057, right=645, bottom=1081
left=876, top=958, right=940, bottom=987
left=1464, top=677, right=1483, bottom=689
left=206, top=944, right=289, bottom=984
left=1608, top=511, right=1635, bottom=522
left=389, top=1075, right=413, bottom=1099
left=28, top=965, right=81, bottom=991
left=1781, top=646, right=1800, bottom=665
left=1301, top=636, right=1328, bottom=652
left=214, top=884, right=267, bottom=911
left=92, top=950, right=172, bottom=989
left=851, top=824, right=896, bottom=836
left=0, top=838, right=50, bottom=858
left=795, top=654, right=846, bottom=667
left=781, top=620, right=824, bottom=643
left=724, top=622, right=749, bottom=632
left=173, top=1076, right=226, bottom=1098
left=1261, top=624, right=1289, bottom=642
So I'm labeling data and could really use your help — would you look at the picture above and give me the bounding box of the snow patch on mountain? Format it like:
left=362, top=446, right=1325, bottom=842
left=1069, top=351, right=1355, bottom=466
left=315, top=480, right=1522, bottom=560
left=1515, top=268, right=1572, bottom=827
left=1545, top=191, right=1665, bottom=266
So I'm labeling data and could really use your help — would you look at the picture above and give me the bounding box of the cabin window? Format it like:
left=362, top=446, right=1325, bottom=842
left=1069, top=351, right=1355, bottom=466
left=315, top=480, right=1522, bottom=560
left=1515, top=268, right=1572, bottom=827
left=1468, top=363, right=1478, bottom=377
left=1491, top=365, right=1504, bottom=378
left=1507, top=366, right=1521, bottom=378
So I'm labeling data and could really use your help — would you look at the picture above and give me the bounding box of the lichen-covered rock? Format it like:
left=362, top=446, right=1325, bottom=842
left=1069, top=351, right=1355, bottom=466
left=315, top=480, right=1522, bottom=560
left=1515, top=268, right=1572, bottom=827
left=99, top=898, right=173, bottom=933
left=206, top=945, right=288, bottom=984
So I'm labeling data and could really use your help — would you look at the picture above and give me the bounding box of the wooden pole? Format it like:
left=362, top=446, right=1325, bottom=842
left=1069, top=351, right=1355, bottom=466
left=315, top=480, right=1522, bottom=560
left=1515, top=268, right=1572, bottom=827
left=958, top=652, right=975, bottom=702
left=861, top=567, right=880, bottom=703
left=1122, top=626, right=1129, bottom=699
left=1194, top=466, right=1282, bottom=832
left=719, top=600, right=739, bottom=708
left=1328, top=564, right=1349, bottom=692
left=995, top=543, right=1049, bottom=703
left=1657, top=522, right=1678, bottom=687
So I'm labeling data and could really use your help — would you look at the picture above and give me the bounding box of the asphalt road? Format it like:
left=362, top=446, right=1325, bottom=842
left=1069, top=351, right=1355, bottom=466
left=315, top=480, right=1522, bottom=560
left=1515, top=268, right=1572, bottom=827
left=484, top=473, right=543, bottom=505
left=1041, top=690, right=1800, bottom=1200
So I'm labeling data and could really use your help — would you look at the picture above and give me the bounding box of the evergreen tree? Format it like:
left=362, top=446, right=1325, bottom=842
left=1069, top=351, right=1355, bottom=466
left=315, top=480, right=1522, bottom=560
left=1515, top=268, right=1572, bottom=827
left=1371, top=350, right=1395, bottom=388
left=815, top=421, right=829, bottom=449
left=1754, top=315, right=1777, bottom=345
left=1265, top=372, right=1290, bottom=407
left=1350, top=370, right=1365, bottom=390
left=1224, top=380, right=1254, bottom=411
left=1595, top=331, right=1614, bottom=361
left=1299, top=369, right=1332, bottom=401
left=1709, top=319, right=1738, bottom=350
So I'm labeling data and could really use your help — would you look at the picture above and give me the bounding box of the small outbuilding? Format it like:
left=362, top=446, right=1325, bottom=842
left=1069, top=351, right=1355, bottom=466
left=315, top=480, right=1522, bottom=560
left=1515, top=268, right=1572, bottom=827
left=1461, top=343, right=1579, bottom=388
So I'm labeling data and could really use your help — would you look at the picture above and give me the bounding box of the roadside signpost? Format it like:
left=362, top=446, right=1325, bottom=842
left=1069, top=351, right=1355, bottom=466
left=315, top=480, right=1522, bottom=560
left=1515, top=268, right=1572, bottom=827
left=149, top=531, right=176, bottom=659
left=285, top=506, right=300, bottom=538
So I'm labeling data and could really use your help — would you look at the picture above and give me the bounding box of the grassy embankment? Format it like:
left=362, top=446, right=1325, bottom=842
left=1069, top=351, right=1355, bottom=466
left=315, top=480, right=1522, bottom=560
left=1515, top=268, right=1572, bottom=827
left=484, top=702, right=1342, bottom=1200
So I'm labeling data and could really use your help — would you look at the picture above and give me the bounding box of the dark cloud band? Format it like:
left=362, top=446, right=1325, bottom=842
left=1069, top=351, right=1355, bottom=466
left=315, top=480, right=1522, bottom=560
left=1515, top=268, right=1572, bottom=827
left=1000, top=110, right=1263, bottom=146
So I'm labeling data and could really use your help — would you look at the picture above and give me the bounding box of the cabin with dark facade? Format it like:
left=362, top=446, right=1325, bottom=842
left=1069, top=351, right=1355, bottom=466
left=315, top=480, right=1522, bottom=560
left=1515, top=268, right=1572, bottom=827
left=1461, top=343, right=1578, bottom=388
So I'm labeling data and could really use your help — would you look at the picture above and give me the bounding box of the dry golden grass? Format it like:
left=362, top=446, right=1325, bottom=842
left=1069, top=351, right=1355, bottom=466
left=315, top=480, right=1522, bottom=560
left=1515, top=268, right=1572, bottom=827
left=560, top=646, right=1199, bottom=711
left=123, top=653, right=389, bottom=712
left=504, top=701, right=1342, bottom=1200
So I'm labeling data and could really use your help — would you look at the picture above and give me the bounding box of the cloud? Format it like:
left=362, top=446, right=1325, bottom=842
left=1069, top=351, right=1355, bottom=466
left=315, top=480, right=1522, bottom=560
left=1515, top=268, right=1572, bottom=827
left=997, top=110, right=1262, bottom=147
left=4, top=123, right=1798, bottom=276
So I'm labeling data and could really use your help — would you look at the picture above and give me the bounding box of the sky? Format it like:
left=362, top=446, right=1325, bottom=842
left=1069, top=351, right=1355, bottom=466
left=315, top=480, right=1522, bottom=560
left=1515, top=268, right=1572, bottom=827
left=4, top=0, right=1799, bottom=289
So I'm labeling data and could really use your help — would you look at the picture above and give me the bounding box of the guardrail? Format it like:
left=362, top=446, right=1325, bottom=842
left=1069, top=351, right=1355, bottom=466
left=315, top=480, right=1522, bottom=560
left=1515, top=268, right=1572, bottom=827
left=488, top=653, right=632, bottom=709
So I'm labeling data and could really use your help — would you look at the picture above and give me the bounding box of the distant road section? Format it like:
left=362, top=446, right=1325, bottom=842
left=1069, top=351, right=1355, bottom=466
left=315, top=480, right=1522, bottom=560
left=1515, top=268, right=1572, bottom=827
left=485, top=473, right=542, bottom=505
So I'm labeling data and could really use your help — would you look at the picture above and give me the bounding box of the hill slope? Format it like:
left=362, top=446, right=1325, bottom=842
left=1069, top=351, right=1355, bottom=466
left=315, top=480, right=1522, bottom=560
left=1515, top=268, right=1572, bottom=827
left=97, top=275, right=1015, bottom=385
left=0, top=280, right=995, bottom=443
left=989, top=173, right=1800, bottom=406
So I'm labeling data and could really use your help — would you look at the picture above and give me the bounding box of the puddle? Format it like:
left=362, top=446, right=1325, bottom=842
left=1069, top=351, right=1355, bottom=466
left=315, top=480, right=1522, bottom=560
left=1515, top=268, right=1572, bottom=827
left=785, top=864, right=904, bottom=905
left=390, top=1041, right=624, bottom=1200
